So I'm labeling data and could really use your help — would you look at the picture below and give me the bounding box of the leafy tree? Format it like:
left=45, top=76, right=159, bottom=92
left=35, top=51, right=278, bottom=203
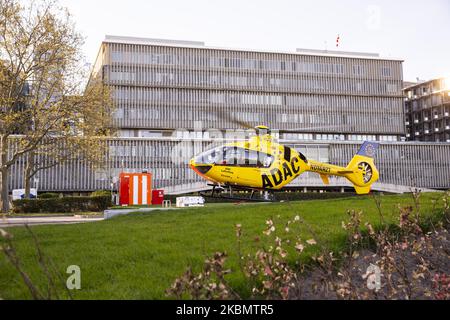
left=0, top=0, right=113, bottom=213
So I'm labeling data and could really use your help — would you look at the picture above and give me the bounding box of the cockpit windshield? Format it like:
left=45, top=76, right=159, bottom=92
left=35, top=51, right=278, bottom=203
left=195, top=147, right=274, bottom=168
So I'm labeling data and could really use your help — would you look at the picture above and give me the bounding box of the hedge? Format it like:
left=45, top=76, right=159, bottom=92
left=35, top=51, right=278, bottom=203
left=91, top=190, right=112, bottom=197
left=39, top=193, right=60, bottom=199
left=12, top=196, right=111, bottom=214
left=163, top=191, right=361, bottom=204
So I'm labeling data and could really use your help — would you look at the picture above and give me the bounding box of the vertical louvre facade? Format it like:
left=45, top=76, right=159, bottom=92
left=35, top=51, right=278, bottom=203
left=92, top=36, right=405, bottom=139
left=8, top=138, right=450, bottom=192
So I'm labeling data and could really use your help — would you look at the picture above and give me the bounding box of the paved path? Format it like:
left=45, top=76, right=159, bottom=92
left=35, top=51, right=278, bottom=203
left=104, top=207, right=177, bottom=219
left=0, top=216, right=104, bottom=228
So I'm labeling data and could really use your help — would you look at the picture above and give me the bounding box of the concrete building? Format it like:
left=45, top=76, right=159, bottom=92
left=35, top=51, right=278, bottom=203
left=7, top=36, right=450, bottom=194
left=404, top=78, right=450, bottom=142
left=91, top=36, right=405, bottom=142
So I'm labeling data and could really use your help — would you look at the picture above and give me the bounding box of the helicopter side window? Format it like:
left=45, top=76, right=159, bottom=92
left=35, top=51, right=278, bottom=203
left=259, top=153, right=274, bottom=168
left=244, top=149, right=273, bottom=168
left=222, top=147, right=245, bottom=165
left=244, top=149, right=258, bottom=166
left=195, top=147, right=222, bottom=164
left=205, top=147, right=274, bottom=168
left=216, top=147, right=273, bottom=168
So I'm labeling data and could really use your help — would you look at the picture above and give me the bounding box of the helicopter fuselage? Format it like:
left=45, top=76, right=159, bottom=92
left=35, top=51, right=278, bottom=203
left=190, top=134, right=370, bottom=191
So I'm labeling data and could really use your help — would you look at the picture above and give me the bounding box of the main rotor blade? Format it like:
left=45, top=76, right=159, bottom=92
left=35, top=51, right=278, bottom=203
left=213, top=111, right=347, bottom=133
left=281, top=124, right=345, bottom=132
left=215, top=110, right=255, bottom=129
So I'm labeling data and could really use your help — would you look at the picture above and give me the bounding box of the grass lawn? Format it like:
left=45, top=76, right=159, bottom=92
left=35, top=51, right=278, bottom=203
left=0, top=192, right=447, bottom=300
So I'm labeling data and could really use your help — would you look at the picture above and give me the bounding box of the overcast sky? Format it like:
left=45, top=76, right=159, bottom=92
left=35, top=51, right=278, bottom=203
left=59, top=0, right=450, bottom=82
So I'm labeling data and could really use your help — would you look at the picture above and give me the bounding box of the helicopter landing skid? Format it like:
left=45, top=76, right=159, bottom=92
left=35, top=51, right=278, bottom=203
left=200, top=184, right=276, bottom=203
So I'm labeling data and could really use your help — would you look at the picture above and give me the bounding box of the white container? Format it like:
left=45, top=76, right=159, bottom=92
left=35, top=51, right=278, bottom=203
left=12, top=189, right=37, bottom=200
left=176, top=197, right=205, bottom=208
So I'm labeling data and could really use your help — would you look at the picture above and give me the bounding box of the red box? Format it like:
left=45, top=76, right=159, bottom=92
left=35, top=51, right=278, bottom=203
left=119, top=172, right=152, bottom=206
left=152, top=189, right=165, bottom=205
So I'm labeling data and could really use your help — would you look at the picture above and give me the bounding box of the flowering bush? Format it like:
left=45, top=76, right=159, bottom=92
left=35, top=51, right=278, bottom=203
left=167, top=191, right=450, bottom=300
left=166, top=252, right=235, bottom=300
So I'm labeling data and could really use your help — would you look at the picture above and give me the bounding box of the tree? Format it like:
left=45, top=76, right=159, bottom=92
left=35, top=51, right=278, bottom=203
left=0, top=0, right=113, bottom=213
left=22, top=83, right=113, bottom=199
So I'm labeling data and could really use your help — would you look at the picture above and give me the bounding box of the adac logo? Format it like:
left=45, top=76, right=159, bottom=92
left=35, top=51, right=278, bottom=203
left=365, top=144, right=376, bottom=157
left=261, top=156, right=302, bottom=189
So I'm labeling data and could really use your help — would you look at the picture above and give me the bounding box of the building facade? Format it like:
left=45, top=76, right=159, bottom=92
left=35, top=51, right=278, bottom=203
left=404, top=78, right=450, bottom=142
left=92, top=36, right=405, bottom=142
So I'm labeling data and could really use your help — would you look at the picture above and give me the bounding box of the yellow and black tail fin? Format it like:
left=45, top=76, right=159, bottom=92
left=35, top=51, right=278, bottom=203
left=341, top=142, right=380, bottom=195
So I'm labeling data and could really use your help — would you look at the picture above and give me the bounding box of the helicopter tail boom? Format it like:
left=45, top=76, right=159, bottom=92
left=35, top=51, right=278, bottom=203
left=306, top=142, right=380, bottom=195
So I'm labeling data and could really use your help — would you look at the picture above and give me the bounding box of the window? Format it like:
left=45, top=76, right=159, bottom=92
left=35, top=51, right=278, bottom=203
left=381, top=67, right=392, bottom=77
left=222, top=147, right=243, bottom=165
left=223, top=147, right=273, bottom=167
left=113, top=108, right=124, bottom=119
left=195, top=147, right=273, bottom=168
left=139, top=131, right=163, bottom=138
left=356, top=82, right=362, bottom=92
left=406, top=91, right=412, bottom=99
left=318, top=147, right=329, bottom=163
left=335, top=64, right=344, bottom=74
left=353, top=65, right=364, bottom=75
left=111, top=51, right=122, bottom=62
left=387, top=83, right=398, bottom=93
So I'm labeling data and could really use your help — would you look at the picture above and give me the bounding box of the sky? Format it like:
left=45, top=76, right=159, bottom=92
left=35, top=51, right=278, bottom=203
left=57, top=0, right=450, bottom=82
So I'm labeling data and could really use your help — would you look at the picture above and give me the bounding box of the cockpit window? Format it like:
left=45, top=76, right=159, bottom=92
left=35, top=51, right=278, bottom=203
left=195, top=147, right=222, bottom=164
left=223, top=147, right=246, bottom=165
left=195, top=147, right=273, bottom=168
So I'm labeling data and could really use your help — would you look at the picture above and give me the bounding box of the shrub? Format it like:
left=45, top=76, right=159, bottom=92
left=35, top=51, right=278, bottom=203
left=91, top=190, right=112, bottom=197
left=39, top=193, right=60, bottom=199
left=12, top=196, right=112, bottom=214
left=167, top=191, right=450, bottom=300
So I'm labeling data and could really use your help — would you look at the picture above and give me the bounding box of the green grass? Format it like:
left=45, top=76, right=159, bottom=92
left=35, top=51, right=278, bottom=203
left=0, top=192, right=446, bottom=300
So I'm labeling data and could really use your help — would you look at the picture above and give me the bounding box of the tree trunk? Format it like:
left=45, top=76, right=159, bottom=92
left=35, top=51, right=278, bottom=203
left=24, top=169, right=31, bottom=199
left=0, top=168, right=9, bottom=214
left=0, top=135, right=10, bottom=213
left=24, top=152, right=34, bottom=199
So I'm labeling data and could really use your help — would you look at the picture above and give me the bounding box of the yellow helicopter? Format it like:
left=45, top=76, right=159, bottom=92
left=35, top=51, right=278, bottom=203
left=190, top=125, right=380, bottom=201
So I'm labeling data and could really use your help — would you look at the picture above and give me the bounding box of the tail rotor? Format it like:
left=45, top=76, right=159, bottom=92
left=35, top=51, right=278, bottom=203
left=343, top=142, right=380, bottom=194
